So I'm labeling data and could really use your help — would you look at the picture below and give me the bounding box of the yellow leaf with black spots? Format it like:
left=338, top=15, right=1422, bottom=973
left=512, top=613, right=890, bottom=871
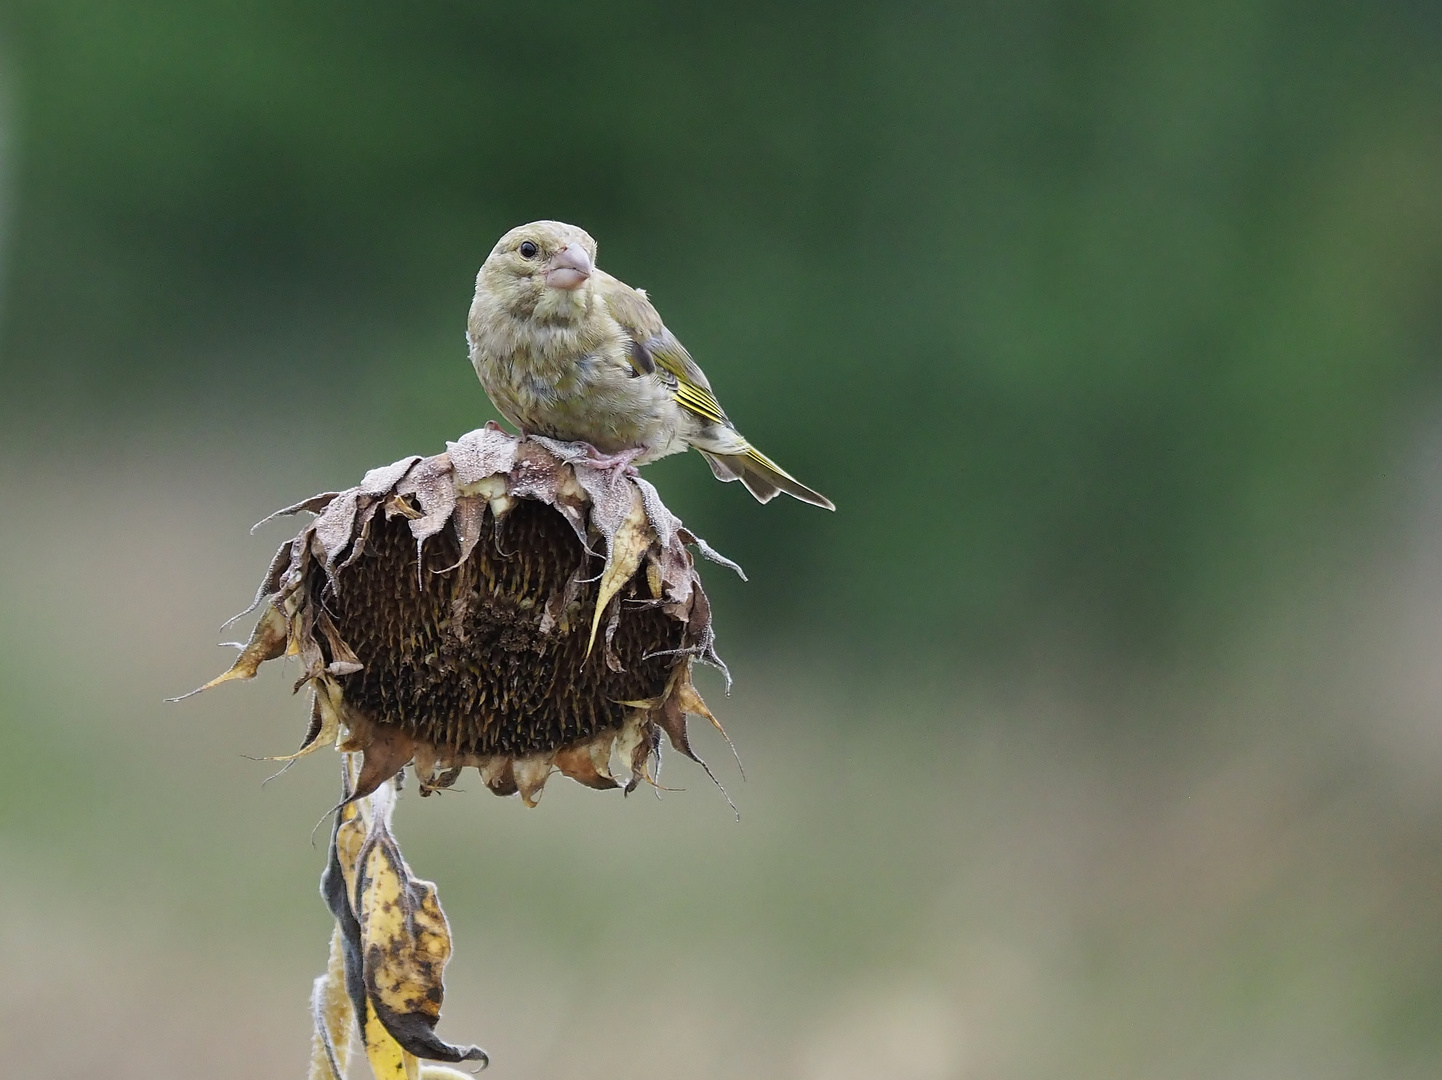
left=318, top=762, right=487, bottom=1072
left=362, top=999, right=420, bottom=1080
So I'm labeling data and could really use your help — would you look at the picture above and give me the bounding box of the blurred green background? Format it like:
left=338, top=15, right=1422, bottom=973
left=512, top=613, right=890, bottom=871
left=3, top=2, right=1442, bottom=1077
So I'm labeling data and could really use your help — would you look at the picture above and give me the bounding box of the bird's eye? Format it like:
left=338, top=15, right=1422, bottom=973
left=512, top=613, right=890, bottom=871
left=518, top=241, right=539, bottom=259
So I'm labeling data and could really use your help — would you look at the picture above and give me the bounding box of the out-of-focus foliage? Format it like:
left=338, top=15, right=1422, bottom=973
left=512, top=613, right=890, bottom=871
left=5, top=10, right=1442, bottom=1077
left=2, top=0, right=1440, bottom=657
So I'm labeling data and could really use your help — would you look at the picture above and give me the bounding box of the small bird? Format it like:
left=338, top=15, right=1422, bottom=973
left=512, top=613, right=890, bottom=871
left=467, top=220, right=834, bottom=510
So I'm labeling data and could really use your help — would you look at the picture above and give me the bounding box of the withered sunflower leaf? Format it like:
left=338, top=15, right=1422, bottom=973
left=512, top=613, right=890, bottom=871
left=315, top=489, right=362, bottom=567
left=632, top=475, right=679, bottom=550
left=251, top=492, right=341, bottom=534
left=447, top=495, right=486, bottom=568
left=555, top=500, right=593, bottom=551
left=446, top=427, right=518, bottom=487
left=653, top=546, right=695, bottom=610
left=586, top=487, right=651, bottom=659
left=657, top=693, right=699, bottom=762
left=477, top=758, right=518, bottom=798
left=361, top=1004, right=421, bottom=1080
left=309, top=926, right=355, bottom=1080
left=527, top=434, right=595, bottom=467
left=506, top=441, right=563, bottom=504
left=676, top=668, right=745, bottom=784
left=602, top=598, right=628, bottom=672
left=349, top=724, right=420, bottom=803
left=360, top=455, right=423, bottom=497
left=220, top=540, right=296, bottom=631
left=337, top=500, right=381, bottom=572
left=572, top=460, right=635, bottom=547
left=512, top=756, right=557, bottom=807
left=553, top=740, right=619, bottom=790
left=268, top=687, right=341, bottom=762
left=397, top=455, right=458, bottom=544
left=675, top=671, right=724, bottom=736
left=385, top=493, right=424, bottom=521
left=294, top=607, right=328, bottom=686
left=169, top=603, right=289, bottom=700
left=315, top=610, right=364, bottom=676
left=320, top=791, right=369, bottom=1047
left=680, top=528, right=747, bottom=581
left=355, top=817, right=487, bottom=1065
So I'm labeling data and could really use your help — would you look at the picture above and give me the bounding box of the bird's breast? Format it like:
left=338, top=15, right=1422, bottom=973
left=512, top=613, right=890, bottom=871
left=469, top=309, right=686, bottom=455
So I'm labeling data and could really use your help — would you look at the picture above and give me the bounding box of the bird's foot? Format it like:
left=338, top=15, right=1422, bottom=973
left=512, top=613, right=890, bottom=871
left=582, top=444, right=644, bottom=475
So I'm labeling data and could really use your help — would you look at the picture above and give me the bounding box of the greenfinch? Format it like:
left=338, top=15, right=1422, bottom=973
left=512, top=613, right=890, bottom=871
left=467, top=220, right=834, bottom=510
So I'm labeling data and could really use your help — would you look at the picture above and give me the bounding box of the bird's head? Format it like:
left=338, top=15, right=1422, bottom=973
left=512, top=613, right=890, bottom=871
left=476, top=220, right=598, bottom=321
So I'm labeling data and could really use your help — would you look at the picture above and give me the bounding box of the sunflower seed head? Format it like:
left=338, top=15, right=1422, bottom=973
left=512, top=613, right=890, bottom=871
left=189, top=426, right=738, bottom=807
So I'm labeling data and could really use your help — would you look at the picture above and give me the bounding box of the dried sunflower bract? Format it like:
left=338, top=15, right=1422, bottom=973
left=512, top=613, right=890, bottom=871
left=190, top=424, right=740, bottom=807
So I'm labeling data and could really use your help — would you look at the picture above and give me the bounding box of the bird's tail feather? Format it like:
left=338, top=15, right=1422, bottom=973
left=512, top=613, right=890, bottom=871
left=700, top=448, right=835, bottom=510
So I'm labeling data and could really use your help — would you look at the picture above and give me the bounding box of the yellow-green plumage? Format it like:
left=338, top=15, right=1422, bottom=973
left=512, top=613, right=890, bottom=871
left=467, top=220, right=834, bottom=510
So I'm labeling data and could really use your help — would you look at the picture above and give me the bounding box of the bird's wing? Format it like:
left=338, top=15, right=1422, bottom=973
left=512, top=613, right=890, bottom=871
left=600, top=272, right=731, bottom=427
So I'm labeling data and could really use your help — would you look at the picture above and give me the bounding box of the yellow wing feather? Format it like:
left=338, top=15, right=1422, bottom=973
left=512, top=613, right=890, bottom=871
left=602, top=278, right=835, bottom=509
left=600, top=273, right=733, bottom=429
left=741, top=443, right=803, bottom=481
left=667, top=364, right=729, bottom=426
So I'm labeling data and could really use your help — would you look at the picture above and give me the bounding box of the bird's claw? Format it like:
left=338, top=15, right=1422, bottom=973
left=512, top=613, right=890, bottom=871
left=583, top=445, right=644, bottom=475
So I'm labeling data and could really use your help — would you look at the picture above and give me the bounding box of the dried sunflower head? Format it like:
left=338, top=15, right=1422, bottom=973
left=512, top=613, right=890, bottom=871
left=189, top=425, right=741, bottom=807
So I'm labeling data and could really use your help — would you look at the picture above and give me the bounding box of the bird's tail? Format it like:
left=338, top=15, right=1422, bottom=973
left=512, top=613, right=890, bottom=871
left=700, top=446, right=835, bottom=510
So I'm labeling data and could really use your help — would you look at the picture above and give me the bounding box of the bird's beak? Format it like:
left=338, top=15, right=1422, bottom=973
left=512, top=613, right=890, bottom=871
left=545, top=243, right=593, bottom=291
